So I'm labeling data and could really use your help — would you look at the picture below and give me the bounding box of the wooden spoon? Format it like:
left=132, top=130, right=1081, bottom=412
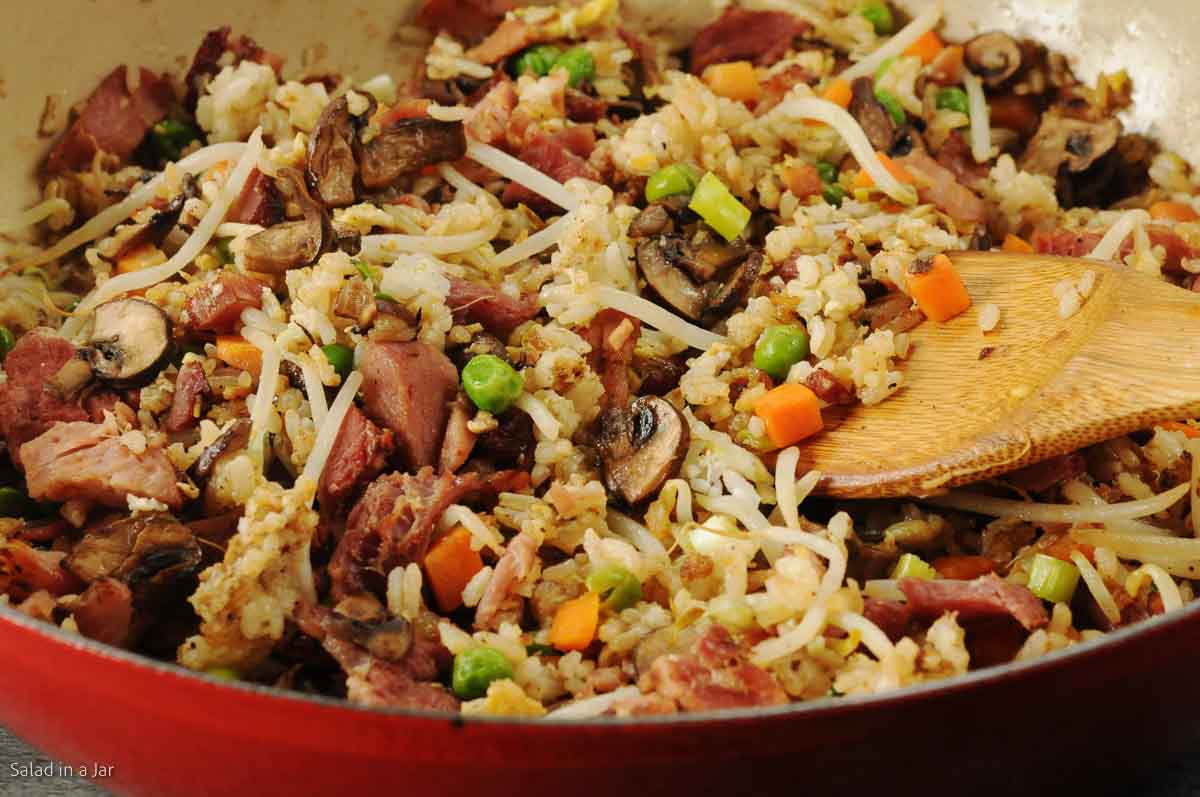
left=799, top=251, right=1200, bottom=498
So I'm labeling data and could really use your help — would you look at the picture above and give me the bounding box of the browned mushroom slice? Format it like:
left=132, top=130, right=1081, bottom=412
left=335, top=277, right=378, bottom=327
left=1020, top=112, right=1121, bottom=176
left=679, top=226, right=751, bottom=281
left=190, top=419, right=251, bottom=482
left=703, top=250, right=763, bottom=324
left=243, top=168, right=332, bottom=273
left=307, top=96, right=358, bottom=208
left=964, top=32, right=1022, bottom=88
left=636, top=237, right=708, bottom=321
left=87, top=298, right=172, bottom=384
left=628, top=203, right=676, bottom=239
left=356, top=119, right=468, bottom=191
left=848, top=76, right=898, bottom=152
left=596, top=396, right=690, bottom=505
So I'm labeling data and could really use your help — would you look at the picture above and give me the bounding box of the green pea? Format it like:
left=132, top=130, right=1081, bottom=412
left=452, top=646, right=513, bottom=700
left=823, top=184, right=847, bottom=207
left=859, top=1, right=895, bottom=35
left=815, top=160, right=839, bottom=185
left=513, top=44, right=563, bottom=78
left=553, top=47, right=596, bottom=88
left=936, top=86, right=971, bottom=116
left=0, top=487, right=32, bottom=518
left=205, top=667, right=241, bottom=682
left=586, top=564, right=642, bottom=612
left=462, top=354, right=524, bottom=414
left=0, top=327, right=15, bottom=362
left=645, top=163, right=699, bottom=202
left=874, top=88, right=906, bottom=125
left=321, top=344, right=355, bottom=381
left=753, top=325, right=811, bottom=381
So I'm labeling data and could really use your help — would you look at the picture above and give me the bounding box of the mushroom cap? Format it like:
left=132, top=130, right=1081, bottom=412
left=964, top=31, right=1022, bottom=88
left=87, top=298, right=172, bottom=384
left=597, top=396, right=690, bottom=505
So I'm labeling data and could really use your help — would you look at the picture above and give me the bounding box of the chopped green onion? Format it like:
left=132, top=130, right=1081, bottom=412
left=205, top=667, right=241, bottom=682
left=462, top=354, right=524, bottom=414
left=321, top=344, right=355, bottom=381
left=891, top=553, right=937, bottom=580
left=645, top=163, right=699, bottom=202
left=935, top=87, right=970, bottom=116
left=586, top=564, right=642, bottom=611
left=753, top=325, right=811, bottom=381
left=823, top=184, right=847, bottom=207
left=858, top=1, right=895, bottom=35
left=147, top=117, right=202, bottom=164
left=0, top=487, right=32, bottom=518
left=214, top=237, right=234, bottom=266
left=815, top=160, right=839, bottom=185
left=0, top=327, right=15, bottom=362
left=452, top=646, right=513, bottom=700
left=875, top=57, right=896, bottom=84
left=688, top=172, right=751, bottom=243
left=553, top=48, right=596, bottom=88
left=874, top=88, right=906, bottom=125
left=374, top=291, right=398, bottom=303
left=513, top=44, right=563, bottom=78
left=1027, top=553, right=1080, bottom=604
left=352, top=258, right=377, bottom=284
left=525, top=642, right=558, bottom=656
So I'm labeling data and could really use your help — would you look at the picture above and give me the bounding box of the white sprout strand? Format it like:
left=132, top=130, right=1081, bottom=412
left=515, top=392, right=561, bottom=440
left=247, top=342, right=282, bottom=470
left=758, top=525, right=847, bottom=602
left=926, top=482, right=1188, bottom=524
left=663, top=478, right=694, bottom=524
left=0, top=198, right=71, bottom=236
left=593, top=285, right=725, bottom=351
left=61, top=131, right=263, bottom=338
left=1131, top=564, right=1183, bottom=612
left=287, top=353, right=329, bottom=429
left=1061, top=479, right=1170, bottom=536
left=829, top=610, right=901, bottom=689
left=437, top=163, right=484, bottom=198
left=838, top=0, right=944, bottom=82
left=696, top=493, right=770, bottom=532
left=301, top=370, right=364, bottom=489
left=750, top=604, right=829, bottom=667
left=962, top=70, right=991, bottom=163
left=1089, top=209, right=1149, bottom=261
left=548, top=686, right=641, bottom=719
left=465, top=139, right=581, bottom=212
left=21, top=141, right=248, bottom=269
left=358, top=216, right=502, bottom=260
left=775, top=447, right=802, bottom=529
left=493, top=213, right=573, bottom=269
left=772, top=97, right=918, bottom=205
left=1071, top=550, right=1120, bottom=625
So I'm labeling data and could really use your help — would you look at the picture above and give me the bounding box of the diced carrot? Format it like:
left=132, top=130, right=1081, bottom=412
left=1038, top=532, right=1095, bottom=564
left=988, top=94, right=1039, bottom=137
left=821, top=78, right=853, bottom=109
left=754, top=383, right=824, bottom=448
left=931, top=555, right=996, bottom=580
left=215, top=335, right=263, bottom=378
left=783, top=162, right=824, bottom=199
left=1001, top=234, right=1034, bottom=254
left=1158, top=420, right=1200, bottom=439
left=1148, top=201, right=1200, bottom=223
left=116, top=243, right=166, bottom=274
left=907, top=253, right=971, bottom=322
left=702, top=61, right=761, bottom=103
left=423, top=526, right=485, bottom=612
left=375, top=98, right=432, bottom=128
left=927, top=45, right=964, bottom=85
left=904, top=30, right=944, bottom=64
left=852, top=151, right=916, bottom=190
left=549, top=591, right=600, bottom=652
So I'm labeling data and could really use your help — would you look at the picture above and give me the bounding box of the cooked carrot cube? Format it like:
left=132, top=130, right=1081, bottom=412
left=907, top=253, right=971, bottom=322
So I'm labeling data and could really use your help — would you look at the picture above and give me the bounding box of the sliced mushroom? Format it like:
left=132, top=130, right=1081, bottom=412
left=322, top=610, right=414, bottom=663
left=1020, top=112, right=1121, bottom=176
left=334, top=277, right=378, bottom=328
left=307, top=96, right=359, bottom=208
left=190, top=419, right=251, bottom=482
left=703, top=250, right=762, bottom=324
left=629, top=203, right=675, bottom=239
left=596, top=396, right=690, bottom=505
left=113, top=180, right=196, bottom=261
left=679, top=225, right=751, bottom=282
left=964, top=32, right=1022, bottom=88
left=87, top=298, right=171, bottom=384
left=243, top=168, right=332, bottom=273
left=636, top=236, right=708, bottom=321
left=356, top=118, right=468, bottom=191
left=848, top=76, right=898, bottom=152
left=50, top=357, right=94, bottom=400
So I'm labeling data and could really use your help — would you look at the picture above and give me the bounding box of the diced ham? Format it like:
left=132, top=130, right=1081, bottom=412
left=863, top=598, right=914, bottom=642
left=501, top=131, right=601, bottom=211
left=804, top=368, right=856, bottom=406
left=45, top=66, right=174, bottom=174
left=226, top=169, right=283, bottom=226
left=360, top=341, right=459, bottom=471
left=934, top=130, right=990, bottom=193
left=72, top=578, right=134, bottom=647
left=1032, top=225, right=1198, bottom=274
left=783, top=162, right=824, bottom=200
left=465, top=78, right=517, bottom=146
left=416, top=0, right=513, bottom=44
left=899, top=574, right=1048, bottom=631
left=21, top=418, right=183, bottom=511
left=1005, top=453, right=1086, bottom=494
left=183, top=272, right=265, bottom=333
left=163, top=361, right=211, bottom=434
left=565, top=90, right=608, bottom=123
left=317, top=405, right=394, bottom=510
left=759, top=64, right=817, bottom=115
left=689, top=8, right=808, bottom=75
left=0, top=541, right=82, bottom=601
left=439, top=395, right=477, bottom=474
left=0, top=329, right=89, bottom=468
left=331, top=467, right=528, bottom=604
left=896, top=150, right=989, bottom=224
left=446, top=278, right=540, bottom=338
left=84, top=391, right=138, bottom=424
left=466, top=18, right=536, bottom=64
left=585, top=309, right=642, bottom=410
left=474, top=528, right=537, bottom=629
left=640, top=624, right=788, bottom=712
left=618, top=27, right=662, bottom=89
